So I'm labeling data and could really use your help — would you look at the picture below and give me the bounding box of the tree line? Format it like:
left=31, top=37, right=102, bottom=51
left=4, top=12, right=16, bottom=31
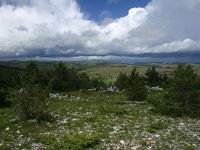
left=0, top=61, right=105, bottom=93
left=115, top=66, right=168, bottom=91
left=0, top=61, right=199, bottom=122
left=0, top=61, right=106, bottom=122
left=115, top=65, right=200, bottom=118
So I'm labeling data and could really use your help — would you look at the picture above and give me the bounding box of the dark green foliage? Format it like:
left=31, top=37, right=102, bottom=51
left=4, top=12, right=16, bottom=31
left=161, top=72, right=169, bottom=88
left=0, top=89, right=6, bottom=106
left=154, top=65, right=200, bottom=117
left=78, top=72, right=91, bottom=89
left=54, top=133, right=100, bottom=150
left=22, top=61, right=40, bottom=84
left=47, top=62, right=73, bottom=91
left=0, top=89, right=11, bottom=108
left=48, top=62, right=92, bottom=91
left=147, top=120, right=168, bottom=133
left=145, top=66, right=162, bottom=86
left=90, top=78, right=106, bottom=89
left=115, top=72, right=130, bottom=90
left=0, top=65, right=21, bottom=90
left=13, top=84, right=51, bottom=123
left=129, top=68, right=139, bottom=81
left=126, top=68, right=147, bottom=101
left=65, top=133, right=100, bottom=149
left=39, top=135, right=56, bottom=145
left=126, top=79, right=147, bottom=101
left=194, top=76, right=200, bottom=90
left=115, top=68, right=147, bottom=101
left=24, top=61, right=39, bottom=75
left=0, top=66, right=21, bottom=108
left=37, top=70, right=52, bottom=88
left=0, top=61, right=49, bottom=91
left=0, top=61, right=102, bottom=92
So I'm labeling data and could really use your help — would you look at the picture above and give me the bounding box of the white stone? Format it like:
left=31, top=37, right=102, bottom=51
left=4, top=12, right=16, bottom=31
left=5, top=127, right=9, bottom=131
left=113, top=126, right=122, bottom=132
left=119, top=140, right=125, bottom=145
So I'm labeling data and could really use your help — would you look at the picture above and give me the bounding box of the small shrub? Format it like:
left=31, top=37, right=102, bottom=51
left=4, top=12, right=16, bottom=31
left=99, top=105, right=127, bottom=116
left=40, top=135, right=56, bottom=145
left=54, top=133, right=100, bottom=149
left=184, top=146, right=196, bottom=150
left=13, top=84, right=51, bottom=123
left=147, top=121, right=168, bottom=133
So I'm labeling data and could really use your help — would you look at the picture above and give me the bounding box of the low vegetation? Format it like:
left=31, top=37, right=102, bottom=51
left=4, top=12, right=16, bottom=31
left=13, top=84, right=51, bottom=123
left=0, top=92, right=199, bottom=149
left=0, top=61, right=199, bottom=149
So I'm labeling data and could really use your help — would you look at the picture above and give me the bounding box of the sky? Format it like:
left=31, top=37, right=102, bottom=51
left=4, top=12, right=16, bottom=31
left=0, top=0, right=200, bottom=63
left=77, top=0, right=150, bottom=22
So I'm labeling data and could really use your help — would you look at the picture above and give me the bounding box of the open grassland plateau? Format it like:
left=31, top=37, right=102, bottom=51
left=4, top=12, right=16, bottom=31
left=82, top=64, right=176, bottom=77
left=0, top=91, right=199, bottom=150
left=82, top=64, right=200, bottom=85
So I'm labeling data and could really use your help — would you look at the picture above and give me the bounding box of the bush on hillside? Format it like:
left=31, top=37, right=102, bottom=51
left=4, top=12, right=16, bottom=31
left=115, top=72, right=130, bottom=90
left=13, top=84, right=51, bottom=123
left=126, top=68, right=147, bottom=101
left=47, top=62, right=92, bottom=91
left=90, top=78, right=106, bottom=90
left=145, top=66, right=162, bottom=86
left=154, top=65, right=200, bottom=117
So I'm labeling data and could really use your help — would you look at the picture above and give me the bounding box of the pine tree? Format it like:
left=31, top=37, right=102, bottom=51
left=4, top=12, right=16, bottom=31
left=126, top=68, right=147, bottom=101
left=115, top=72, right=130, bottom=90
left=145, top=66, right=162, bottom=86
left=161, top=65, right=200, bottom=117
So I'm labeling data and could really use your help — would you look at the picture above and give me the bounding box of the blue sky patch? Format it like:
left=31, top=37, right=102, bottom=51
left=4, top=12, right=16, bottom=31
left=77, top=0, right=151, bottom=22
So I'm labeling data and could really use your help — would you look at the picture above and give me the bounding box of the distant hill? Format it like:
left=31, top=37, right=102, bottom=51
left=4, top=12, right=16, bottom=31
left=1, top=60, right=200, bottom=78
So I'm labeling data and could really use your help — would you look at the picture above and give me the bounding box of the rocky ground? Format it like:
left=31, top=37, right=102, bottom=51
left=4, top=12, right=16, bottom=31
left=0, top=92, right=199, bottom=149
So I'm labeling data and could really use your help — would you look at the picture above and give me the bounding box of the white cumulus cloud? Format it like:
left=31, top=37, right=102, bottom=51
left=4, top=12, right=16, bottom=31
left=0, top=0, right=200, bottom=60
